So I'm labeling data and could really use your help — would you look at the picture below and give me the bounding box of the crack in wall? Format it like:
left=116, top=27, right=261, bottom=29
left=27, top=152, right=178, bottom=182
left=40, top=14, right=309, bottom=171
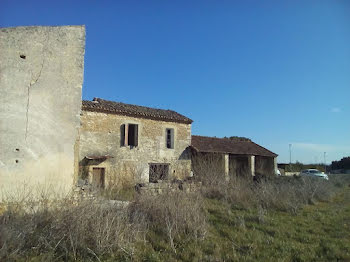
left=25, top=62, right=44, bottom=140
left=25, top=30, right=49, bottom=141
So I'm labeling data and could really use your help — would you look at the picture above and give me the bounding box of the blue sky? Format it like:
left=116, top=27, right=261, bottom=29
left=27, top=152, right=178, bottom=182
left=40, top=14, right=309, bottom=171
left=1, top=1, right=349, bottom=164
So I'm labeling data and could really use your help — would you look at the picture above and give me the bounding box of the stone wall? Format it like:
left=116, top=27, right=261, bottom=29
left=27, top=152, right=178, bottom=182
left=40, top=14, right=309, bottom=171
left=0, top=26, right=85, bottom=200
left=78, top=111, right=192, bottom=188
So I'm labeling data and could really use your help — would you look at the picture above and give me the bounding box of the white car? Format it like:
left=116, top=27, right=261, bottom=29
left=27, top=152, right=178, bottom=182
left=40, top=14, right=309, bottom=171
left=300, top=169, right=329, bottom=180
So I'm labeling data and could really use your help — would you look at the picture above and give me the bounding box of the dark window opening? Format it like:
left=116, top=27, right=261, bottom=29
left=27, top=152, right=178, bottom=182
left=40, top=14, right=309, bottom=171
left=166, top=128, right=174, bottom=149
left=128, top=124, right=138, bottom=147
left=120, top=123, right=138, bottom=147
left=15, top=160, right=19, bottom=163
left=20, top=54, right=26, bottom=59
left=120, top=124, right=125, bottom=146
left=15, top=148, right=20, bottom=151
left=149, top=163, right=169, bottom=183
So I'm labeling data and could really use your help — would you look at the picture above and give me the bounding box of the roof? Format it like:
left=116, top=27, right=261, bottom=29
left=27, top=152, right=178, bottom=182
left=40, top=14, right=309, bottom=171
left=82, top=98, right=193, bottom=124
left=191, top=135, right=278, bottom=157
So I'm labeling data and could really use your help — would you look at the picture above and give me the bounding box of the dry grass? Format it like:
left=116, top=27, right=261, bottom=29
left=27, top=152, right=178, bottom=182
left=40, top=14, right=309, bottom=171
left=200, top=175, right=338, bottom=214
left=0, top=194, right=146, bottom=261
left=101, top=165, right=140, bottom=201
left=0, top=185, right=207, bottom=260
left=129, top=190, right=207, bottom=253
left=0, top=165, right=348, bottom=261
left=194, top=156, right=338, bottom=214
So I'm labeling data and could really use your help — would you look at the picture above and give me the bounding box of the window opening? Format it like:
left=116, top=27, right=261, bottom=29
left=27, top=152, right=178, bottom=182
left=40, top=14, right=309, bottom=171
left=128, top=124, right=138, bottom=147
left=149, top=163, right=169, bottom=183
left=120, top=123, right=138, bottom=147
left=166, top=128, right=174, bottom=149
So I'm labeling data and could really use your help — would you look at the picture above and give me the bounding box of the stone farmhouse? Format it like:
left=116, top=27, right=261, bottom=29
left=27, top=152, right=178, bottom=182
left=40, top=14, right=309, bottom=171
left=78, top=98, right=193, bottom=188
left=0, top=25, right=278, bottom=199
left=78, top=98, right=278, bottom=188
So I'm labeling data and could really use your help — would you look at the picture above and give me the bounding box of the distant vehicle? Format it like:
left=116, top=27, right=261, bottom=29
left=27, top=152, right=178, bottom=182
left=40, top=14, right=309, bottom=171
left=300, top=169, right=329, bottom=180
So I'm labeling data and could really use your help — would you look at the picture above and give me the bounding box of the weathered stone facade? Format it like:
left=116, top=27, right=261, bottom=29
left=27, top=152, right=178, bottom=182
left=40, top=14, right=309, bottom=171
left=0, top=26, right=85, bottom=200
left=78, top=110, right=192, bottom=188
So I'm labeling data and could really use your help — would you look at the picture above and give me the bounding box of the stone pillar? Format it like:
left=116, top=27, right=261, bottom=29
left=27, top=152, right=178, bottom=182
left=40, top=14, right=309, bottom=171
left=274, top=157, right=278, bottom=175
left=142, top=165, right=150, bottom=183
left=224, top=154, right=229, bottom=181
left=124, top=124, right=129, bottom=146
left=248, top=155, right=255, bottom=177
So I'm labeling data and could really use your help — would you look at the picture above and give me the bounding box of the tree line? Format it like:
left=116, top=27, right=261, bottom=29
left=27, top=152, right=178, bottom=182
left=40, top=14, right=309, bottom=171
left=331, top=157, right=350, bottom=171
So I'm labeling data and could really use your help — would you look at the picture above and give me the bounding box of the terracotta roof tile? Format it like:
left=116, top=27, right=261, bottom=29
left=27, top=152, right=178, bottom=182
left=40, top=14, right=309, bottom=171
left=82, top=98, right=193, bottom=124
left=191, top=135, right=277, bottom=157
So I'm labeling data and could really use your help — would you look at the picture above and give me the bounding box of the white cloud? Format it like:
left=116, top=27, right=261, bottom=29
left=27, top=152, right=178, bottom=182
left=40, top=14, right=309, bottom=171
left=330, top=107, right=341, bottom=113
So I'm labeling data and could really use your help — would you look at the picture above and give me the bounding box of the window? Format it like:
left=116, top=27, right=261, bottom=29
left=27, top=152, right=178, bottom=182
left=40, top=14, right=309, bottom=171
left=166, top=128, right=174, bottom=149
left=149, top=163, right=169, bottom=182
left=120, top=124, right=138, bottom=147
left=128, top=124, right=138, bottom=146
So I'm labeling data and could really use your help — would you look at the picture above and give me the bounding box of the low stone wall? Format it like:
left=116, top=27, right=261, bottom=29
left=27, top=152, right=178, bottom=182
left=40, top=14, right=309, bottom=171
left=135, top=180, right=202, bottom=195
left=285, top=172, right=300, bottom=176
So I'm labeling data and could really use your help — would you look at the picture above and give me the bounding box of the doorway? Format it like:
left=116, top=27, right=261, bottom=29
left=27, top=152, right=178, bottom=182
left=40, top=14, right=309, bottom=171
left=92, top=167, right=105, bottom=188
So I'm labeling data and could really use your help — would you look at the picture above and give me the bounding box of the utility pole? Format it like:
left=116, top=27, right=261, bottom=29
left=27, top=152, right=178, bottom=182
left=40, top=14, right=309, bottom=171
left=324, top=152, right=326, bottom=173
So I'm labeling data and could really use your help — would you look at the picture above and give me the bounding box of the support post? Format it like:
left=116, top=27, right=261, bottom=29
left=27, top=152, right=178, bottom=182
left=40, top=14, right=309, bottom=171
left=224, top=154, right=229, bottom=181
left=248, top=155, right=255, bottom=177
left=274, top=157, right=278, bottom=175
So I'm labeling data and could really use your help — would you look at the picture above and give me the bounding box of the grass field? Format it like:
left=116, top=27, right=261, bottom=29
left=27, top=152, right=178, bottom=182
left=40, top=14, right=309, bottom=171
left=1, top=175, right=350, bottom=261
left=132, top=180, right=350, bottom=262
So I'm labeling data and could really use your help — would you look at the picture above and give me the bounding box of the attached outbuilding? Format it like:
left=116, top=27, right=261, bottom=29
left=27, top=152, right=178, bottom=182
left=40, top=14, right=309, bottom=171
left=191, top=135, right=278, bottom=181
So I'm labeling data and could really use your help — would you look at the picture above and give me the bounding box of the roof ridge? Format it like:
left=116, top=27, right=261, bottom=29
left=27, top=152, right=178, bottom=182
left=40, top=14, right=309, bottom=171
left=82, top=98, right=193, bottom=124
left=192, top=135, right=250, bottom=141
left=89, top=98, right=183, bottom=113
left=191, top=135, right=278, bottom=157
left=249, top=140, right=278, bottom=157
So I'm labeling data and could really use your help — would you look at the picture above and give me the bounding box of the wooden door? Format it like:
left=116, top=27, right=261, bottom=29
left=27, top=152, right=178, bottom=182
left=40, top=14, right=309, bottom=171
left=92, top=167, right=105, bottom=188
